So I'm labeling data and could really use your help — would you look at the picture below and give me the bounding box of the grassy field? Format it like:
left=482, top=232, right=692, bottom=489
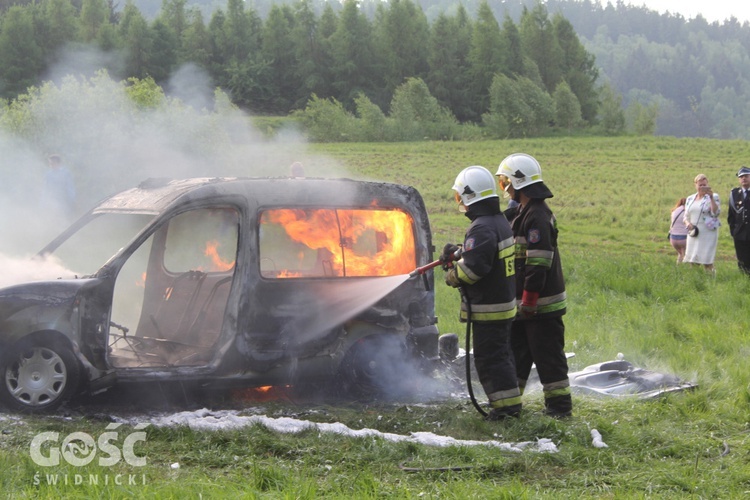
left=3, top=136, right=750, bottom=498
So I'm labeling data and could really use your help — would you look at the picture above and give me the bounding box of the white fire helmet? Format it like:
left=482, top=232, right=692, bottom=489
left=452, top=166, right=498, bottom=212
left=496, top=153, right=543, bottom=192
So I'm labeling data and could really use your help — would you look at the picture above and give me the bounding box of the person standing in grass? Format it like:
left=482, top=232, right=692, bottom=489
left=683, top=173, right=720, bottom=273
left=669, top=198, right=688, bottom=263
left=442, top=165, right=522, bottom=421
left=44, top=154, right=76, bottom=219
left=496, top=153, right=572, bottom=419
left=727, top=166, right=750, bottom=274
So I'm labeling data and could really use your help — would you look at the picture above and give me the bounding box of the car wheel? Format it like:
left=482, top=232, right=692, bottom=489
left=0, top=340, right=81, bottom=413
left=336, top=335, right=408, bottom=399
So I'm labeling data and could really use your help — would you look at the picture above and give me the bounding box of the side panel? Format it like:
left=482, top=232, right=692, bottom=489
left=228, top=179, right=437, bottom=377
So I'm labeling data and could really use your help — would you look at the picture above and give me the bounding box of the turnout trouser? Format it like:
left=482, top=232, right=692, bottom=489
left=471, top=321, right=522, bottom=414
left=733, top=238, right=750, bottom=274
left=511, top=316, right=572, bottom=415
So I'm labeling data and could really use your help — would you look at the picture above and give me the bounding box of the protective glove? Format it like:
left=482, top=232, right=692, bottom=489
left=440, top=243, right=461, bottom=270
left=519, top=290, right=539, bottom=318
left=444, top=268, right=461, bottom=288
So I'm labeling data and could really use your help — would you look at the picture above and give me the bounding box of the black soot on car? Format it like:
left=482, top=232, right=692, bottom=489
left=0, top=177, right=452, bottom=413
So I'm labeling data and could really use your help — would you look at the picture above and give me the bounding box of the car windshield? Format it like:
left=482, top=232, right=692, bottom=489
left=41, top=213, right=156, bottom=277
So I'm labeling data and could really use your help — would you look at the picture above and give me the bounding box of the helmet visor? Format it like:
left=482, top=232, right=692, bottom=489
left=453, top=191, right=467, bottom=213
left=497, top=174, right=511, bottom=192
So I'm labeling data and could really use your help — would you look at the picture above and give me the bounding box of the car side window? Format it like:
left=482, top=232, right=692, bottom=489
left=164, top=208, right=239, bottom=273
left=259, top=208, right=416, bottom=278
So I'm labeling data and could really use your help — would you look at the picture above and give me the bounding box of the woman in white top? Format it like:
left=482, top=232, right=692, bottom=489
left=683, top=173, right=720, bottom=272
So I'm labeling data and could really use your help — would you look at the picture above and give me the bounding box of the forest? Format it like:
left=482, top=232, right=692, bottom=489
left=2, top=0, right=750, bottom=139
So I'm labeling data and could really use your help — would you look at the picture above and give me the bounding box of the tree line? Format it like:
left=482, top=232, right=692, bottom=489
left=1, top=0, right=624, bottom=140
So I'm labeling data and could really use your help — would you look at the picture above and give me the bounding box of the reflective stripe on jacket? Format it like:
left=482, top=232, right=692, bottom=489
left=455, top=200, right=517, bottom=323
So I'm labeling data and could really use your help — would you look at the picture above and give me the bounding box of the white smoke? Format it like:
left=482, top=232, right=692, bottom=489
left=0, top=254, right=77, bottom=288
left=0, top=47, right=345, bottom=286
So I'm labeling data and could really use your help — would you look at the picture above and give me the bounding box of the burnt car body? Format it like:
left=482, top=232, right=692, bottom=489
left=0, top=177, right=440, bottom=412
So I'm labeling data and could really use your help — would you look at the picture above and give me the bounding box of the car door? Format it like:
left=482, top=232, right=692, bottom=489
left=107, top=206, right=240, bottom=370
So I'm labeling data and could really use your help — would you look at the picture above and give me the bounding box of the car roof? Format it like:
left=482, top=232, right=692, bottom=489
left=93, top=177, right=231, bottom=214
left=92, top=177, right=422, bottom=214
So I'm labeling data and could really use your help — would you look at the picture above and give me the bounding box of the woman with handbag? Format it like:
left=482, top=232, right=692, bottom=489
left=683, top=174, right=721, bottom=272
left=669, top=198, right=688, bottom=263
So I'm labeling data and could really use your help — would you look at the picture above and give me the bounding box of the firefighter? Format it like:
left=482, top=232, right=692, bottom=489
left=728, top=166, right=750, bottom=274
left=496, top=153, right=573, bottom=418
left=442, top=166, right=521, bottom=420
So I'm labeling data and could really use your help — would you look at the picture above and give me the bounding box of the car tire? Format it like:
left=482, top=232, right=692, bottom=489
left=336, top=335, right=408, bottom=399
left=0, top=339, right=81, bottom=413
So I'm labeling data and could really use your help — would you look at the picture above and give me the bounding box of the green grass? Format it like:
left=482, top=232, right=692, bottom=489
left=4, top=136, right=750, bottom=498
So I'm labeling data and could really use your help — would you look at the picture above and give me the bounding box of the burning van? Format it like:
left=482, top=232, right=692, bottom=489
left=0, top=177, right=442, bottom=412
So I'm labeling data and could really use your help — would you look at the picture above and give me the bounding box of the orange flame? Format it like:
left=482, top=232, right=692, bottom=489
left=204, top=240, right=235, bottom=272
left=262, top=208, right=415, bottom=277
left=276, top=270, right=303, bottom=278
left=232, top=385, right=292, bottom=402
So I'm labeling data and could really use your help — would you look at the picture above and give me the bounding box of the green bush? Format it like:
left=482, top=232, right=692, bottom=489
left=291, top=94, right=357, bottom=142
left=294, top=78, right=474, bottom=142
left=353, top=93, right=389, bottom=141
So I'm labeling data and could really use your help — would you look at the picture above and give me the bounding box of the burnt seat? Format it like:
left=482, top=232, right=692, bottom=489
left=132, top=271, right=232, bottom=365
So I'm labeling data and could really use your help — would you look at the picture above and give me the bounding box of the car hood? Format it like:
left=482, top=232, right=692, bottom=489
left=0, top=279, right=93, bottom=318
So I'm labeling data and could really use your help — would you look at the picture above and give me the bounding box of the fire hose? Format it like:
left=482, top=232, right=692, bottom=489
left=410, top=250, right=488, bottom=418
left=458, top=286, right=488, bottom=418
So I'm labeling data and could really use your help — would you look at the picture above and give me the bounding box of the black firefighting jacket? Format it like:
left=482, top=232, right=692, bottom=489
left=452, top=199, right=517, bottom=323
left=508, top=199, right=567, bottom=319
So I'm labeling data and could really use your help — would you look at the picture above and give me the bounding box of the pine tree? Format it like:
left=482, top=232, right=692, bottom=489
left=328, top=0, right=376, bottom=109
left=79, top=0, right=108, bottom=42
left=519, top=3, right=563, bottom=93
left=553, top=14, right=598, bottom=123
left=262, top=4, right=297, bottom=112
left=468, top=0, right=505, bottom=120
left=180, top=8, right=210, bottom=68
left=427, top=8, right=473, bottom=122
left=372, top=0, right=430, bottom=108
left=148, top=19, right=178, bottom=83
left=291, top=0, right=331, bottom=108
left=39, top=0, right=78, bottom=63
left=119, top=3, right=151, bottom=79
left=553, top=80, right=582, bottom=131
left=0, top=6, right=43, bottom=98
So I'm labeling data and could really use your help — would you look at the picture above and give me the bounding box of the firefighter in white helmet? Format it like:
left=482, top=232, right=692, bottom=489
left=497, top=153, right=572, bottom=418
left=442, top=165, right=521, bottom=420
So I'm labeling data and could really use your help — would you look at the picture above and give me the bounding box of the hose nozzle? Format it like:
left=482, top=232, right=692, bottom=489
left=409, top=248, right=461, bottom=277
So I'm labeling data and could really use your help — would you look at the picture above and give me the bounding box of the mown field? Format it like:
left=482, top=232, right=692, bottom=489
left=2, top=136, right=750, bottom=498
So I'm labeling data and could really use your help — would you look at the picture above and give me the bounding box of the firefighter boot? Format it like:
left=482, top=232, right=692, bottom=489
left=485, top=404, right=522, bottom=421
left=544, top=394, right=572, bottom=419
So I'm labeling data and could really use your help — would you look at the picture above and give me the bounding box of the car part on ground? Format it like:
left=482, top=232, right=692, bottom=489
left=566, top=359, right=697, bottom=398
left=441, top=349, right=696, bottom=400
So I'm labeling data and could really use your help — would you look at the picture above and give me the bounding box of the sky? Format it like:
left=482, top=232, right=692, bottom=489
left=620, top=0, right=750, bottom=23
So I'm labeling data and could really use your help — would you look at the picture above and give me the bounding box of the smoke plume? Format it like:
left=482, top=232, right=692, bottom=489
left=0, top=49, right=329, bottom=281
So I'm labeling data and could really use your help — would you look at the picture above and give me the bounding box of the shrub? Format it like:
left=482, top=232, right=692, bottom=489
left=291, top=94, right=356, bottom=142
